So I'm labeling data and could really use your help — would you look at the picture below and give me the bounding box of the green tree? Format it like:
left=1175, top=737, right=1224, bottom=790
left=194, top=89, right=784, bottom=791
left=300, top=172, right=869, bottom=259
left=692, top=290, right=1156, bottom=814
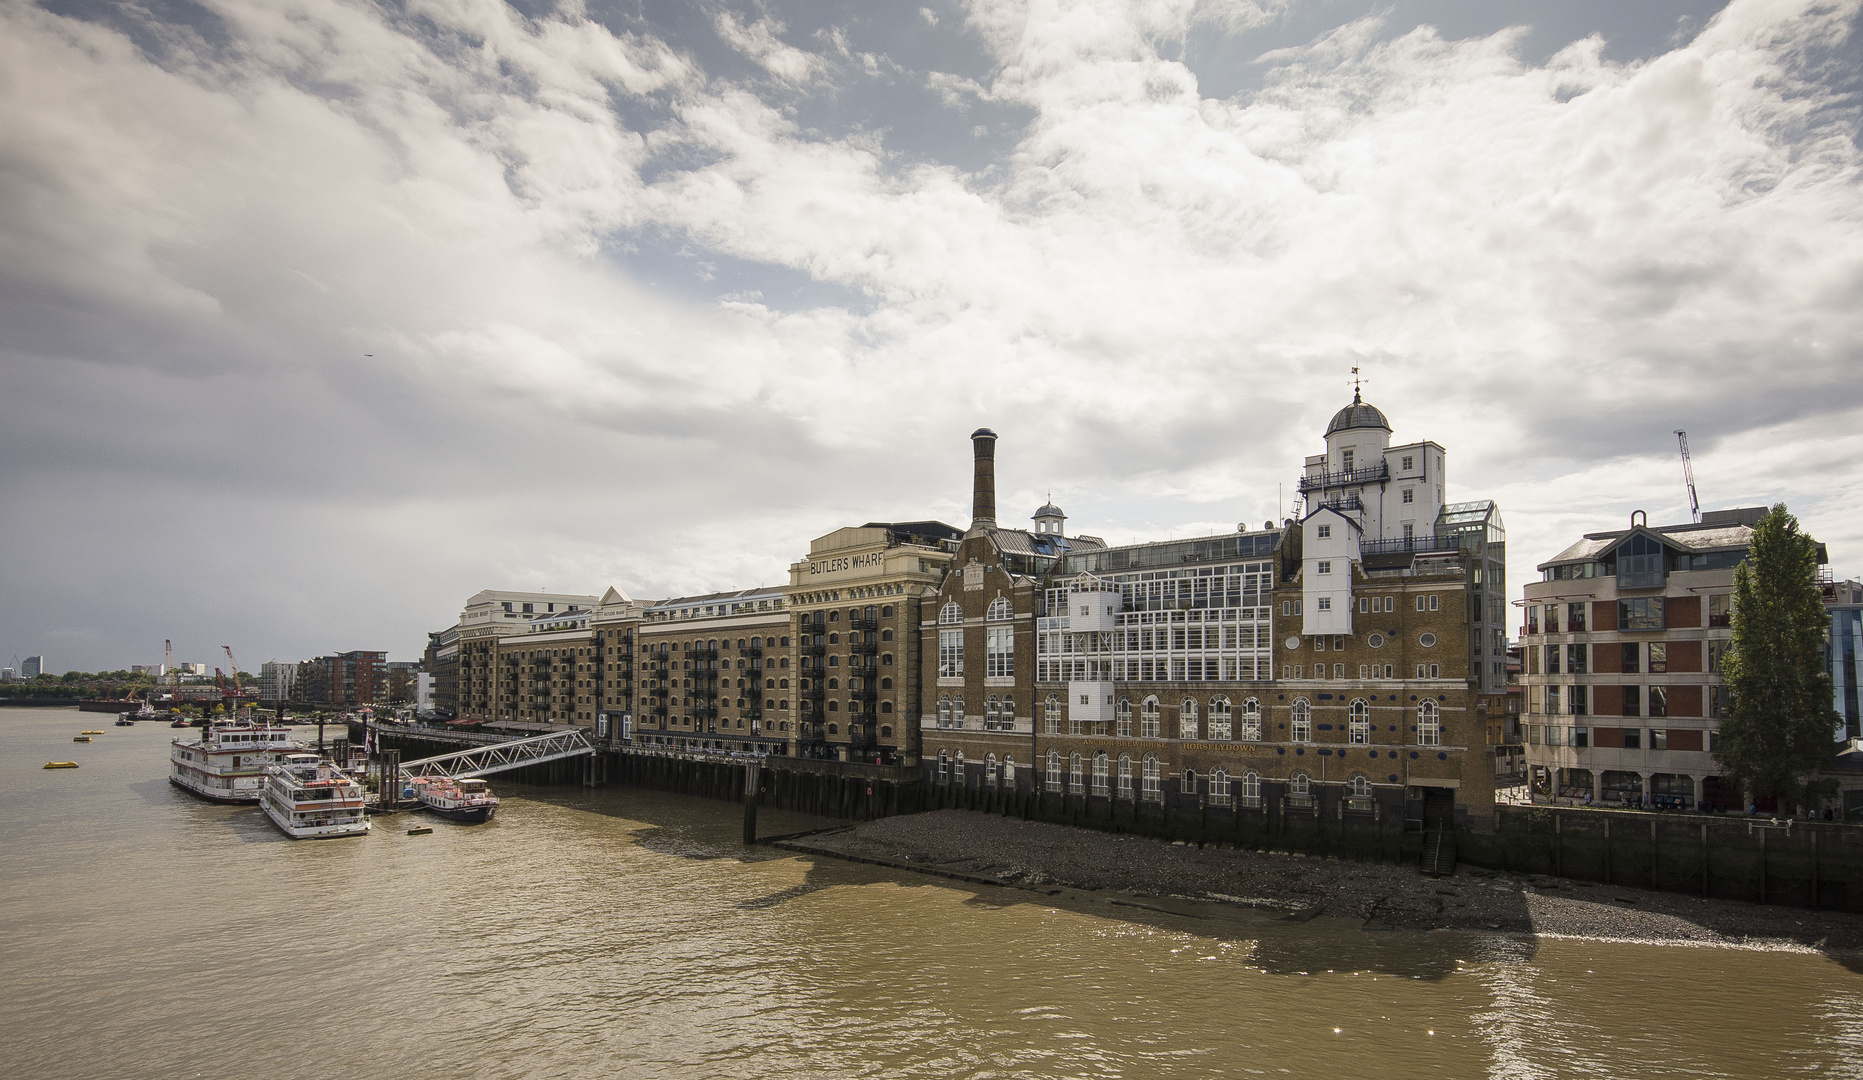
left=1714, top=504, right=1840, bottom=809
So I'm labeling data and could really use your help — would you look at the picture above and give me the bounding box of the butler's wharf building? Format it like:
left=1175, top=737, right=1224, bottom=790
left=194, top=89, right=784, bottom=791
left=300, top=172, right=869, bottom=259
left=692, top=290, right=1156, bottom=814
left=1519, top=507, right=1785, bottom=810
left=919, top=429, right=1108, bottom=791
left=630, top=587, right=792, bottom=756
left=786, top=521, right=961, bottom=764
left=926, top=396, right=1507, bottom=828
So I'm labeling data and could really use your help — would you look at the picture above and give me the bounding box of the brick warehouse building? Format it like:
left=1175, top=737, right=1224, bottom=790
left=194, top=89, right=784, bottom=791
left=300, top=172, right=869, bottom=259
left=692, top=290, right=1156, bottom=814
left=921, top=399, right=1505, bottom=829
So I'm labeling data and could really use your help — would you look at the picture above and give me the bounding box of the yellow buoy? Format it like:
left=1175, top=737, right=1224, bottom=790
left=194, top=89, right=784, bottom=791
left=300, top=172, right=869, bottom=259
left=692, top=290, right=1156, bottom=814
left=407, top=826, right=433, bottom=835
left=44, top=761, right=79, bottom=769
left=80, top=730, right=104, bottom=735
left=73, top=736, right=92, bottom=743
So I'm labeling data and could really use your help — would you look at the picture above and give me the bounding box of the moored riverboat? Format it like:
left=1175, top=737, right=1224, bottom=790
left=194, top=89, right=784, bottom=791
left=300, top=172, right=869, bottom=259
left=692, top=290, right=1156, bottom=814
left=410, top=776, right=499, bottom=824
left=170, top=721, right=300, bottom=804
left=260, top=754, right=370, bottom=839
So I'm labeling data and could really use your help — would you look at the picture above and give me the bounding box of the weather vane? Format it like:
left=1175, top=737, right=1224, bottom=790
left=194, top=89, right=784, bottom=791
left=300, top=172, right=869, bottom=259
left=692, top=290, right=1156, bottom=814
left=1350, top=366, right=1368, bottom=403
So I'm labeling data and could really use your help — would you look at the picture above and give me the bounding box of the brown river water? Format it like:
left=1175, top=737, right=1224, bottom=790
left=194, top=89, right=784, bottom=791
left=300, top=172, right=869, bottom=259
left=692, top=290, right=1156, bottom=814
left=4, top=707, right=1862, bottom=1079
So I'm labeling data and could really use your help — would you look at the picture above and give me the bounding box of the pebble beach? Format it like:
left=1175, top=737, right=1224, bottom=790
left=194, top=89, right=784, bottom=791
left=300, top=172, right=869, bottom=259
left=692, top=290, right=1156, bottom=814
left=785, top=809, right=1863, bottom=954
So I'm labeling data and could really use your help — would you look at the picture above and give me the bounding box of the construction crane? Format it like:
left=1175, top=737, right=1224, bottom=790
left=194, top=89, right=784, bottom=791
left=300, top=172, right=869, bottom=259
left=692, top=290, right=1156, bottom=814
left=1675, top=430, right=1701, bottom=524
left=222, top=646, right=243, bottom=695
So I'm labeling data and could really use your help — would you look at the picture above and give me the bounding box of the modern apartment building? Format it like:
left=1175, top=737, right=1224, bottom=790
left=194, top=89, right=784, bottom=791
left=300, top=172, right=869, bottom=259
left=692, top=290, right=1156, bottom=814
left=296, top=650, right=388, bottom=707
left=257, top=660, right=295, bottom=703
left=1519, top=507, right=1774, bottom=810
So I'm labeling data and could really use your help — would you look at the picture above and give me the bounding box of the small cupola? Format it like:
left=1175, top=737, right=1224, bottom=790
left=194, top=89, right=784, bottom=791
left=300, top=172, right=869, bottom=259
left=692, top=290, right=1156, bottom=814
left=1032, top=495, right=1066, bottom=536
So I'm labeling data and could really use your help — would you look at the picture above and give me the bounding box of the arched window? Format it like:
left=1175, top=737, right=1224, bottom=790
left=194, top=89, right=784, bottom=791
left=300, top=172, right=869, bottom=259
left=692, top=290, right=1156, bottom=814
left=1240, top=770, right=1262, bottom=807
left=1140, top=696, right=1161, bottom=739
left=1349, top=699, right=1370, bottom=744
left=1117, top=754, right=1134, bottom=796
left=879, top=725, right=891, bottom=738
left=939, top=601, right=962, bottom=625
left=985, top=752, right=999, bottom=788
left=1209, top=767, right=1232, bottom=806
left=1349, top=774, right=1372, bottom=798
left=1045, top=750, right=1063, bottom=792
left=954, top=750, right=965, bottom=784
left=985, top=695, right=1000, bottom=730
left=1289, top=772, right=1312, bottom=805
left=986, top=595, right=1012, bottom=621
left=827, top=722, right=838, bottom=733
left=952, top=698, right=965, bottom=727
left=1002, top=755, right=1016, bottom=786
left=937, top=696, right=952, bottom=727
left=937, top=749, right=949, bottom=783
left=1418, top=700, right=1441, bottom=746
left=1141, top=755, right=1162, bottom=802
left=1179, top=699, right=1199, bottom=740
left=1044, top=694, right=1062, bottom=734
left=1069, top=752, right=1084, bottom=793
left=1092, top=751, right=1109, bottom=795
left=1181, top=768, right=1197, bottom=795
left=1291, top=699, right=1312, bottom=743
left=1208, top=698, right=1232, bottom=740
left=1116, top=697, right=1133, bottom=738
left=881, top=701, right=893, bottom=713
left=881, top=605, right=894, bottom=618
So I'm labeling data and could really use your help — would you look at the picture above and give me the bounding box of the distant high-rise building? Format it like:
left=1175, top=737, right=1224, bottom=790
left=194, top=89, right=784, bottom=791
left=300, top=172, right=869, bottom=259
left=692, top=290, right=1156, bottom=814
left=258, top=661, right=296, bottom=703
left=21, top=655, right=45, bottom=678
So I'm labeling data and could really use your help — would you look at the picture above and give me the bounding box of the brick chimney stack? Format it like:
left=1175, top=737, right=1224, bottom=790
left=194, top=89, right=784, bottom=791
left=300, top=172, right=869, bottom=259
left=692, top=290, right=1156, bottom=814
left=970, top=427, right=998, bottom=531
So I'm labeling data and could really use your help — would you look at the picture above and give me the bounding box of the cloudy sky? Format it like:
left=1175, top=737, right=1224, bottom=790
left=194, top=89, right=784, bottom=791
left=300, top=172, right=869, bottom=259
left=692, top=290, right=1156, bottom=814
left=3, top=0, right=1861, bottom=673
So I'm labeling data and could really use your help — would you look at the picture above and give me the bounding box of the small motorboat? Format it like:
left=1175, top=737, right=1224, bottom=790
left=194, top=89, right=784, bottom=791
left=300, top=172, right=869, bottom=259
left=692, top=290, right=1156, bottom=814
left=116, top=713, right=136, bottom=726
left=44, top=761, right=79, bottom=769
left=410, top=776, right=499, bottom=824
left=170, top=719, right=191, bottom=728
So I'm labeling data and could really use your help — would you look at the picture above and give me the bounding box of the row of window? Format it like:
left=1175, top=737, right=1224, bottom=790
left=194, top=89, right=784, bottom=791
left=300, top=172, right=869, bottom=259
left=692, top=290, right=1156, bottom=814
left=1531, top=725, right=1710, bottom=751
left=936, top=749, right=1380, bottom=805
left=938, top=694, right=1444, bottom=745
left=1284, top=663, right=1440, bottom=679
left=1530, top=684, right=1729, bottom=719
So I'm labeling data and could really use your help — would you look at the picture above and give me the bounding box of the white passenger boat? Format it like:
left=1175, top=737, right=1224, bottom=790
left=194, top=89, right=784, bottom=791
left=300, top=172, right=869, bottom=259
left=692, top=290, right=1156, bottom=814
left=169, top=721, right=301, bottom=804
left=410, top=775, right=499, bottom=824
left=260, top=754, right=371, bottom=839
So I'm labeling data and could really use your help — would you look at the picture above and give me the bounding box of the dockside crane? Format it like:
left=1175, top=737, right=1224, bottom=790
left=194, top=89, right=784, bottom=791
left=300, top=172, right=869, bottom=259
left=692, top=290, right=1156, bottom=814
left=1675, top=430, right=1701, bottom=524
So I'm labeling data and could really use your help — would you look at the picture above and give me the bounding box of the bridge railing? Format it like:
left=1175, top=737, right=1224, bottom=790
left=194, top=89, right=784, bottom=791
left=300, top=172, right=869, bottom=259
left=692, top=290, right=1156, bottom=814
left=399, top=728, right=595, bottom=780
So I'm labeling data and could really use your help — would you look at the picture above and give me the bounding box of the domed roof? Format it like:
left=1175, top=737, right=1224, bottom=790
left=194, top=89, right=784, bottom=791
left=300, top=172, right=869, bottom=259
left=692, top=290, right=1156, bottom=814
left=1033, top=495, right=1065, bottom=519
left=1325, top=390, right=1391, bottom=436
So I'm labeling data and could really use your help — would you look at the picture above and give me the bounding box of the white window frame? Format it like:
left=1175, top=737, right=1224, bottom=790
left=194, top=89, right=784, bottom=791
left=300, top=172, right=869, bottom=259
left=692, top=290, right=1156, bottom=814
left=938, top=629, right=963, bottom=678
left=1292, top=698, right=1312, bottom=743
left=1180, top=699, right=1199, bottom=740
left=1418, top=700, right=1442, bottom=746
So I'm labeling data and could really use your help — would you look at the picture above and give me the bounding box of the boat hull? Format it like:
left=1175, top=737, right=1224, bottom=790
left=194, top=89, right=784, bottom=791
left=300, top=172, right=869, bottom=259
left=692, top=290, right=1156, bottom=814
left=425, top=803, right=496, bottom=824
left=169, top=774, right=261, bottom=805
left=260, top=798, right=371, bottom=839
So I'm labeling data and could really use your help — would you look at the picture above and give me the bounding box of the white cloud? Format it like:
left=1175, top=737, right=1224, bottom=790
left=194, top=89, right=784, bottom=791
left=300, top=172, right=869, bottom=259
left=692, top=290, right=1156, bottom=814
left=2, top=0, right=1861, bottom=668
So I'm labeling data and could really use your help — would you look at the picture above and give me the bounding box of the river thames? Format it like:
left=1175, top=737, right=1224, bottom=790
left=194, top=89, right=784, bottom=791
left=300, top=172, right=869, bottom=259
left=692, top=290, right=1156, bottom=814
left=4, top=707, right=1862, bottom=1079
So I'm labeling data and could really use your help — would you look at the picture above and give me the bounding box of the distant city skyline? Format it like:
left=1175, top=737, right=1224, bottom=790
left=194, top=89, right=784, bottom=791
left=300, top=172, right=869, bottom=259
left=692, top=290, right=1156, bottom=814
left=4, top=0, right=1861, bottom=672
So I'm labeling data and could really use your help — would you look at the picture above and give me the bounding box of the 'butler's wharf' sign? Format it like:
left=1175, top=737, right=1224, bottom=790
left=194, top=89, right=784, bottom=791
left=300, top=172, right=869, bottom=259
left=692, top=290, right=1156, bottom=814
left=808, top=551, right=887, bottom=578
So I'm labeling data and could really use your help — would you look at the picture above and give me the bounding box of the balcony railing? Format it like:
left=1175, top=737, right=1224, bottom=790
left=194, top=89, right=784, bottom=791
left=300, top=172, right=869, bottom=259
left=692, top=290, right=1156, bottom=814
left=1297, top=461, right=1388, bottom=493
left=1359, top=533, right=1463, bottom=556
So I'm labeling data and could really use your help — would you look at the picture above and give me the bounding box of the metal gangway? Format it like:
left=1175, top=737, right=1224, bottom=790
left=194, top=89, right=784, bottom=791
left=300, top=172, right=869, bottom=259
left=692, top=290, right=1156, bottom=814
left=398, top=728, right=595, bottom=781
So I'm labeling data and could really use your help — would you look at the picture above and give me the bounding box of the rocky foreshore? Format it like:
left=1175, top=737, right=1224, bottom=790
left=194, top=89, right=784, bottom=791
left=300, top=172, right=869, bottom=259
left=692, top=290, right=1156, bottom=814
left=781, top=809, right=1863, bottom=953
